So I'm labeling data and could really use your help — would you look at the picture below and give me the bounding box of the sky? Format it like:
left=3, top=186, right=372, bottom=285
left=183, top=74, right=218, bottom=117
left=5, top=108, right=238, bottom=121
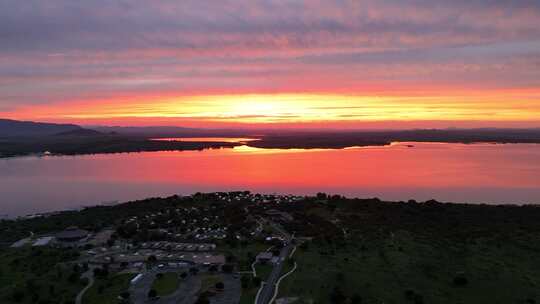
left=1, top=0, right=540, bottom=129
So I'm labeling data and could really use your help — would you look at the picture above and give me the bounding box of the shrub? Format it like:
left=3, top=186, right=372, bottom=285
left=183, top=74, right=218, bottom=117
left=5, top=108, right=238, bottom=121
left=215, top=282, right=225, bottom=290
left=453, top=275, right=468, bottom=286
left=330, top=286, right=346, bottom=304
left=351, top=294, right=362, bottom=304
left=252, top=276, right=262, bottom=287
left=222, top=264, right=234, bottom=273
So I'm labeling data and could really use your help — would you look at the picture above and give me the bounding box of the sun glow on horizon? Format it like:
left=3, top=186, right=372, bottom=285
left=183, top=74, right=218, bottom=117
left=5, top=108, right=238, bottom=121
left=4, top=91, right=540, bottom=128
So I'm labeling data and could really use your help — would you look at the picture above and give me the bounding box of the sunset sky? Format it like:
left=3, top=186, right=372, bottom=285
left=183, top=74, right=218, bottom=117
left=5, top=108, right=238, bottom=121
left=1, top=1, right=540, bottom=129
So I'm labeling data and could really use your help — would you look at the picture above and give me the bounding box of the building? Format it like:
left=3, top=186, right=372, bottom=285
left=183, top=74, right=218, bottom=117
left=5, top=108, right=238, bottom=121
left=32, top=236, right=55, bottom=246
left=256, top=252, right=274, bottom=263
left=56, top=226, right=89, bottom=242
left=265, top=209, right=294, bottom=222
left=130, top=273, right=144, bottom=285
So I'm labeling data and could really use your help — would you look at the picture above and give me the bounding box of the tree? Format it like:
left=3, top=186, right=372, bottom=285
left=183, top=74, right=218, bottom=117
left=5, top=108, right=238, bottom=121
left=215, top=282, right=225, bottom=290
left=195, top=295, right=210, bottom=304
left=288, top=258, right=295, bottom=266
left=148, top=289, right=157, bottom=298
left=453, top=275, right=468, bottom=286
left=68, top=272, right=79, bottom=283
left=11, top=289, right=25, bottom=302
left=351, top=294, right=362, bottom=304
left=222, top=264, right=234, bottom=273
left=299, top=242, right=309, bottom=251
left=330, top=286, right=346, bottom=304
left=72, top=264, right=81, bottom=273
left=252, top=276, right=262, bottom=287
left=180, top=272, right=188, bottom=279
left=120, top=291, right=130, bottom=300
left=241, top=276, right=250, bottom=289
left=93, top=267, right=108, bottom=278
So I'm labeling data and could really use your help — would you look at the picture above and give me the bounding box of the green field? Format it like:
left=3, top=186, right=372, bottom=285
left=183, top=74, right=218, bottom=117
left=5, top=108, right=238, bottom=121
left=200, top=274, right=222, bottom=294
left=220, top=241, right=271, bottom=271
left=255, top=263, right=273, bottom=281
left=83, top=273, right=135, bottom=304
left=278, top=231, right=540, bottom=304
left=239, top=285, right=260, bottom=304
left=0, top=247, right=85, bottom=304
left=151, top=272, right=179, bottom=296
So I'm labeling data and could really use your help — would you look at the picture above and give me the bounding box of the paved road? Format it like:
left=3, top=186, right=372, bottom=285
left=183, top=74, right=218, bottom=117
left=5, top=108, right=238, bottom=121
left=75, top=269, right=95, bottom=304
left=255, top=244, right=293, bottom=304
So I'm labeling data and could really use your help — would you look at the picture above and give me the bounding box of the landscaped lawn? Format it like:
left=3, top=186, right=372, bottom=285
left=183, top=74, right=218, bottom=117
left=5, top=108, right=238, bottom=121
left=254, top=263, right=273, bottom=281
left=239, top=285, right=260, bottom=304
left=83, top=273, right=135, bottom=304
left=200, top=274, right=222, bottom=293
left=151, top=272, right=179, bottom=296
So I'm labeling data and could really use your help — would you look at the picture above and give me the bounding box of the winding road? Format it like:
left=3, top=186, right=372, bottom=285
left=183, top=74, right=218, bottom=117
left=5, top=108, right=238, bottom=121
left=255, top=244, right=293, bottom=304
left=75, top=269, right=95, bottom=304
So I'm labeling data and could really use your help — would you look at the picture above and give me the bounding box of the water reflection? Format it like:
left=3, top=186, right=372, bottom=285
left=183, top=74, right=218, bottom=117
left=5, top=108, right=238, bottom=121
left=1, top=142, right=539, bottom=216
left=151, top=137, right=258, bottom=143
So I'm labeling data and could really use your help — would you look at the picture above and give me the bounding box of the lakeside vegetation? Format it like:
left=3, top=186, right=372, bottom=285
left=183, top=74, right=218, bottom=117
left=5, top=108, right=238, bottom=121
left=3, top=118, right=540, bottom=158
left=0, top=134, right=238, bottom=158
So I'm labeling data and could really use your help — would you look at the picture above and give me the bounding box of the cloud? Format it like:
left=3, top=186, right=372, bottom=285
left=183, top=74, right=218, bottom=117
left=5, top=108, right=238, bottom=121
left=0, top=0, right=539, bottom=120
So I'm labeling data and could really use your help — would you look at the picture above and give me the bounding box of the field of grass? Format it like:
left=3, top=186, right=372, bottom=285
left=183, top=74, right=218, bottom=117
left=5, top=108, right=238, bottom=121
left=239, top=285, right=260, bottom=304
left=83, top=273, right=135, bottom=304
left=277, top=230, right=540, bottom=304
left=200, top=274, right=222, bottom=294
left=254, top=263, right=273, bottom=281
left=220, top=241, right=271, bottom=271
left=151, top=272, right=179, bottom=296
left=0, top=247, right=85, bottom=304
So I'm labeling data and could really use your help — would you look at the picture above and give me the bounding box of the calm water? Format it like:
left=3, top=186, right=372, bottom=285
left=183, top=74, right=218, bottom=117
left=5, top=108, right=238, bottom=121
left=151, top=137, right=258, bottom=143
left=1, top=142, right=540, bottom=217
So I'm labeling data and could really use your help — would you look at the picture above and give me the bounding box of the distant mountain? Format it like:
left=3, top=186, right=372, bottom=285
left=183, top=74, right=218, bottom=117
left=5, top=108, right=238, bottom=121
left=91, top=125, right=251, bottom=137
left=54, top=128, right=102, bottom=137
left=0, top=119, right=84, bottom=137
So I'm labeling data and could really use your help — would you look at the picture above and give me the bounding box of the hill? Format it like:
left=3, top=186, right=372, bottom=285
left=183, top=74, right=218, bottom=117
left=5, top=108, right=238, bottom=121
left=0, top=119, right=83, bottom=137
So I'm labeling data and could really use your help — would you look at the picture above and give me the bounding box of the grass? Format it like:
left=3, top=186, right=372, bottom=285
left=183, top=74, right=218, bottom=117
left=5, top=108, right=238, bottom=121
left=83, top=273, right=135, bottom=304
left=151, top=272, right=179, bottom=296
left=200, top=274, right=222, bottom=294
left=0, top=247, right=85, bottom=304
left=277, top=230, right=540, bottom=304
left=239, top=285, right=260, bottom=304
left=255, top=263, right=273, bottom=281
left=220, top=241, right=272, bottom=271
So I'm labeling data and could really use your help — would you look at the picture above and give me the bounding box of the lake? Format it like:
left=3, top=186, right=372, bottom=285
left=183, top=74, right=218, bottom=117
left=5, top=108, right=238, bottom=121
left=1, top=142, right=540, bottom=217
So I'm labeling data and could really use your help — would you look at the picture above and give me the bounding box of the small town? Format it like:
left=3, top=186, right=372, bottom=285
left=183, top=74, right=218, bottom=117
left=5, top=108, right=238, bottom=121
left=6, top=192, right=310, bottom=304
